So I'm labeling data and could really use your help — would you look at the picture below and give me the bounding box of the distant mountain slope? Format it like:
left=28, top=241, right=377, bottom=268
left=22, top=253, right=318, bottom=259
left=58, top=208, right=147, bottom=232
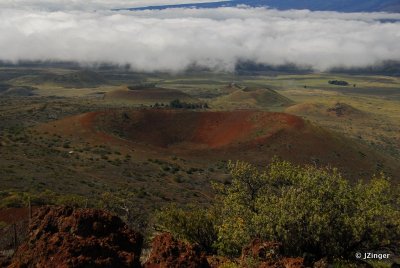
left=211, top=87, right=294, bottom=109
left=0, top=86, right=36, bottom=97
left=10, top=70, right=107, bottom=88
left=127, top=0, right=400, bottom=13
left=104, top=86, right=197, bottom=104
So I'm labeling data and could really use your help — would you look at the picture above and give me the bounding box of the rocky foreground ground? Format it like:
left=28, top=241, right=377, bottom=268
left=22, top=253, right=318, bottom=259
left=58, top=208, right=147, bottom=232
left=0, top=206, right=378, bottom=268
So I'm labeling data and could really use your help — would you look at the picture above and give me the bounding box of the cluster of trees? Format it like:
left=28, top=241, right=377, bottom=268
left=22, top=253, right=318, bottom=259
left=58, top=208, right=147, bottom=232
left=155, top=160, right=400, bottom=259
left=169, top=99, right=209, bottom=109
left=328, top=80, right=349, bottom=86
left=127, top=83, right=157, bottom=90
left=150, top=100, right=209, bottom=109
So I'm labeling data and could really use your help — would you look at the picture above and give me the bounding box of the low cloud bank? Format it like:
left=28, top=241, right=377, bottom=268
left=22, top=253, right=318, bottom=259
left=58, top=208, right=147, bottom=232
left=0, top=6, right=399, bottom=72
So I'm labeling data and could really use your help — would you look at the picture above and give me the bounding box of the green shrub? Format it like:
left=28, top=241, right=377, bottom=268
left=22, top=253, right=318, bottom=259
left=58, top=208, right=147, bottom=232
left=154, top=204, right=219, bottom=253
left=213, top=160, right=400, bottom=258
left=62, top=142, right=70, bottom=148
left=99, top=192, right=148, bottom=231
left=219, top=261, right=241, bottom=268
left=57, top=194, right=87, bottom=208
left=173, top=175, right=184, bottom=183
left=0, top=192, right=28, bottom=208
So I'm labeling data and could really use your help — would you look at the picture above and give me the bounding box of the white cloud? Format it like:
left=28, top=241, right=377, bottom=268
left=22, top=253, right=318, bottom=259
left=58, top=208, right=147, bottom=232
left=0, top=0, right=228, bottom=11
left=0, top=6, right=399, bottom=72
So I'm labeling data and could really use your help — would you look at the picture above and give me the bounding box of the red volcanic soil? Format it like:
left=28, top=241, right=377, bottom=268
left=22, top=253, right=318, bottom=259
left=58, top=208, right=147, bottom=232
left=0, top=207, right=37, bottom=224
left=94, top=109, right=304, bottom=149
left=37, top=111, right=120, bottom=145
left=144, top=233, right=210, bottom=268
left=36, top=109, right=399, bottom=180
left=37, top=109, right=304, bottom=150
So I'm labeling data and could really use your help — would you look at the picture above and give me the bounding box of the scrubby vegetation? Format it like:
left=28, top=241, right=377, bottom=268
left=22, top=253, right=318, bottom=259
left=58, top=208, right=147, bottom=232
left=328, top=80, right=349, bottom=86
left=169, top=99, right=208, bottom=109
left=155, top=204, right=218, bottom=253
left=156, top=159, right=400, bottom=260
left=128, top=83, right=157, bottom=90
left=0, top=190, right=89, bottom=209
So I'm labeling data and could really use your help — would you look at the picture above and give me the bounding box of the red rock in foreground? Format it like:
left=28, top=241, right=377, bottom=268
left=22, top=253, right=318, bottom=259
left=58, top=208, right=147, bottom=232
left=8, top=206, right=143, bottom=268
left=144, top=233, right=210, bottom=268
left=241, top=239, right=283, bottom=262
left=241, top=239, right=304, bottom=268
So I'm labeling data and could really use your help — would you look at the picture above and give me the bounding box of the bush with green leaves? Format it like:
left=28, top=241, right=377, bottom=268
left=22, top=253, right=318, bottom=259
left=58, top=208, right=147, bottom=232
left=154, top=204, right=219, bottom=253
left=213, top=160, right=400, bottom=258
left=155, top=159, right=400, bottom=259
left=99, top=191, right=149, bottom=232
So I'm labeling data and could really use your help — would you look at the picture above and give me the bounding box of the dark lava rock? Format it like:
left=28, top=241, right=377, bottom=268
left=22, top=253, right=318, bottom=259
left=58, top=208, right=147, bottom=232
left=8, top=206, right=143, bottom=268
left=144, top=233, right=210, bottom=268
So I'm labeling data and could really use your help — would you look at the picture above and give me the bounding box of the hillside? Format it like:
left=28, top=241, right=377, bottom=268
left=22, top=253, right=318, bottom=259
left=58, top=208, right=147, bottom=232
left=0, top=86, right=36, bottom=97
left=285, top=102, right=365, bottom=118
left=37, top=109, right=400, bottom=180
left=211, top=88, right=294, bottom=110
left=104, top=86, right=197, bottom=105
left=9, top=70, right=107, bottom=88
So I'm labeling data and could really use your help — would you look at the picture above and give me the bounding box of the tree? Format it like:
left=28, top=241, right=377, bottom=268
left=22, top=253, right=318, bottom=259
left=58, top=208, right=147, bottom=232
left=169, top=99, right=209, bottom=109
left=328, top=80, right=349, bottom=86
left=170, top=99, right=183, bottom=108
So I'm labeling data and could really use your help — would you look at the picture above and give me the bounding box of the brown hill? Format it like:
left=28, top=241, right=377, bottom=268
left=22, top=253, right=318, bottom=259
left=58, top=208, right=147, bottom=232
left=285, top=102, right=365, bottom=118
left=211, top=88, right=293, bottom=109
left=94, top=109, right=303, bottom=149
left=104, top=87, right=196, bottom=105
left=326, top=102, right=364, bottom=117
left=10, top=70, right=107, bottom=88
left=216, top=82, right=244, bottom=94
left=37, top=109, right=399, bottom=180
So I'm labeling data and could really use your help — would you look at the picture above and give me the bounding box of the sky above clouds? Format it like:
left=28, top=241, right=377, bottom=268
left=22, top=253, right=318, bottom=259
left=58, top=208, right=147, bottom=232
left=0, top=1, right=399, bottom=72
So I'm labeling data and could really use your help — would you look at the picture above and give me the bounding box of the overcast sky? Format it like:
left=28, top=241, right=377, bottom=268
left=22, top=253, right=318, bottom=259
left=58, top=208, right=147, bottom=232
left=1, top=1, right=399, bottom=72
